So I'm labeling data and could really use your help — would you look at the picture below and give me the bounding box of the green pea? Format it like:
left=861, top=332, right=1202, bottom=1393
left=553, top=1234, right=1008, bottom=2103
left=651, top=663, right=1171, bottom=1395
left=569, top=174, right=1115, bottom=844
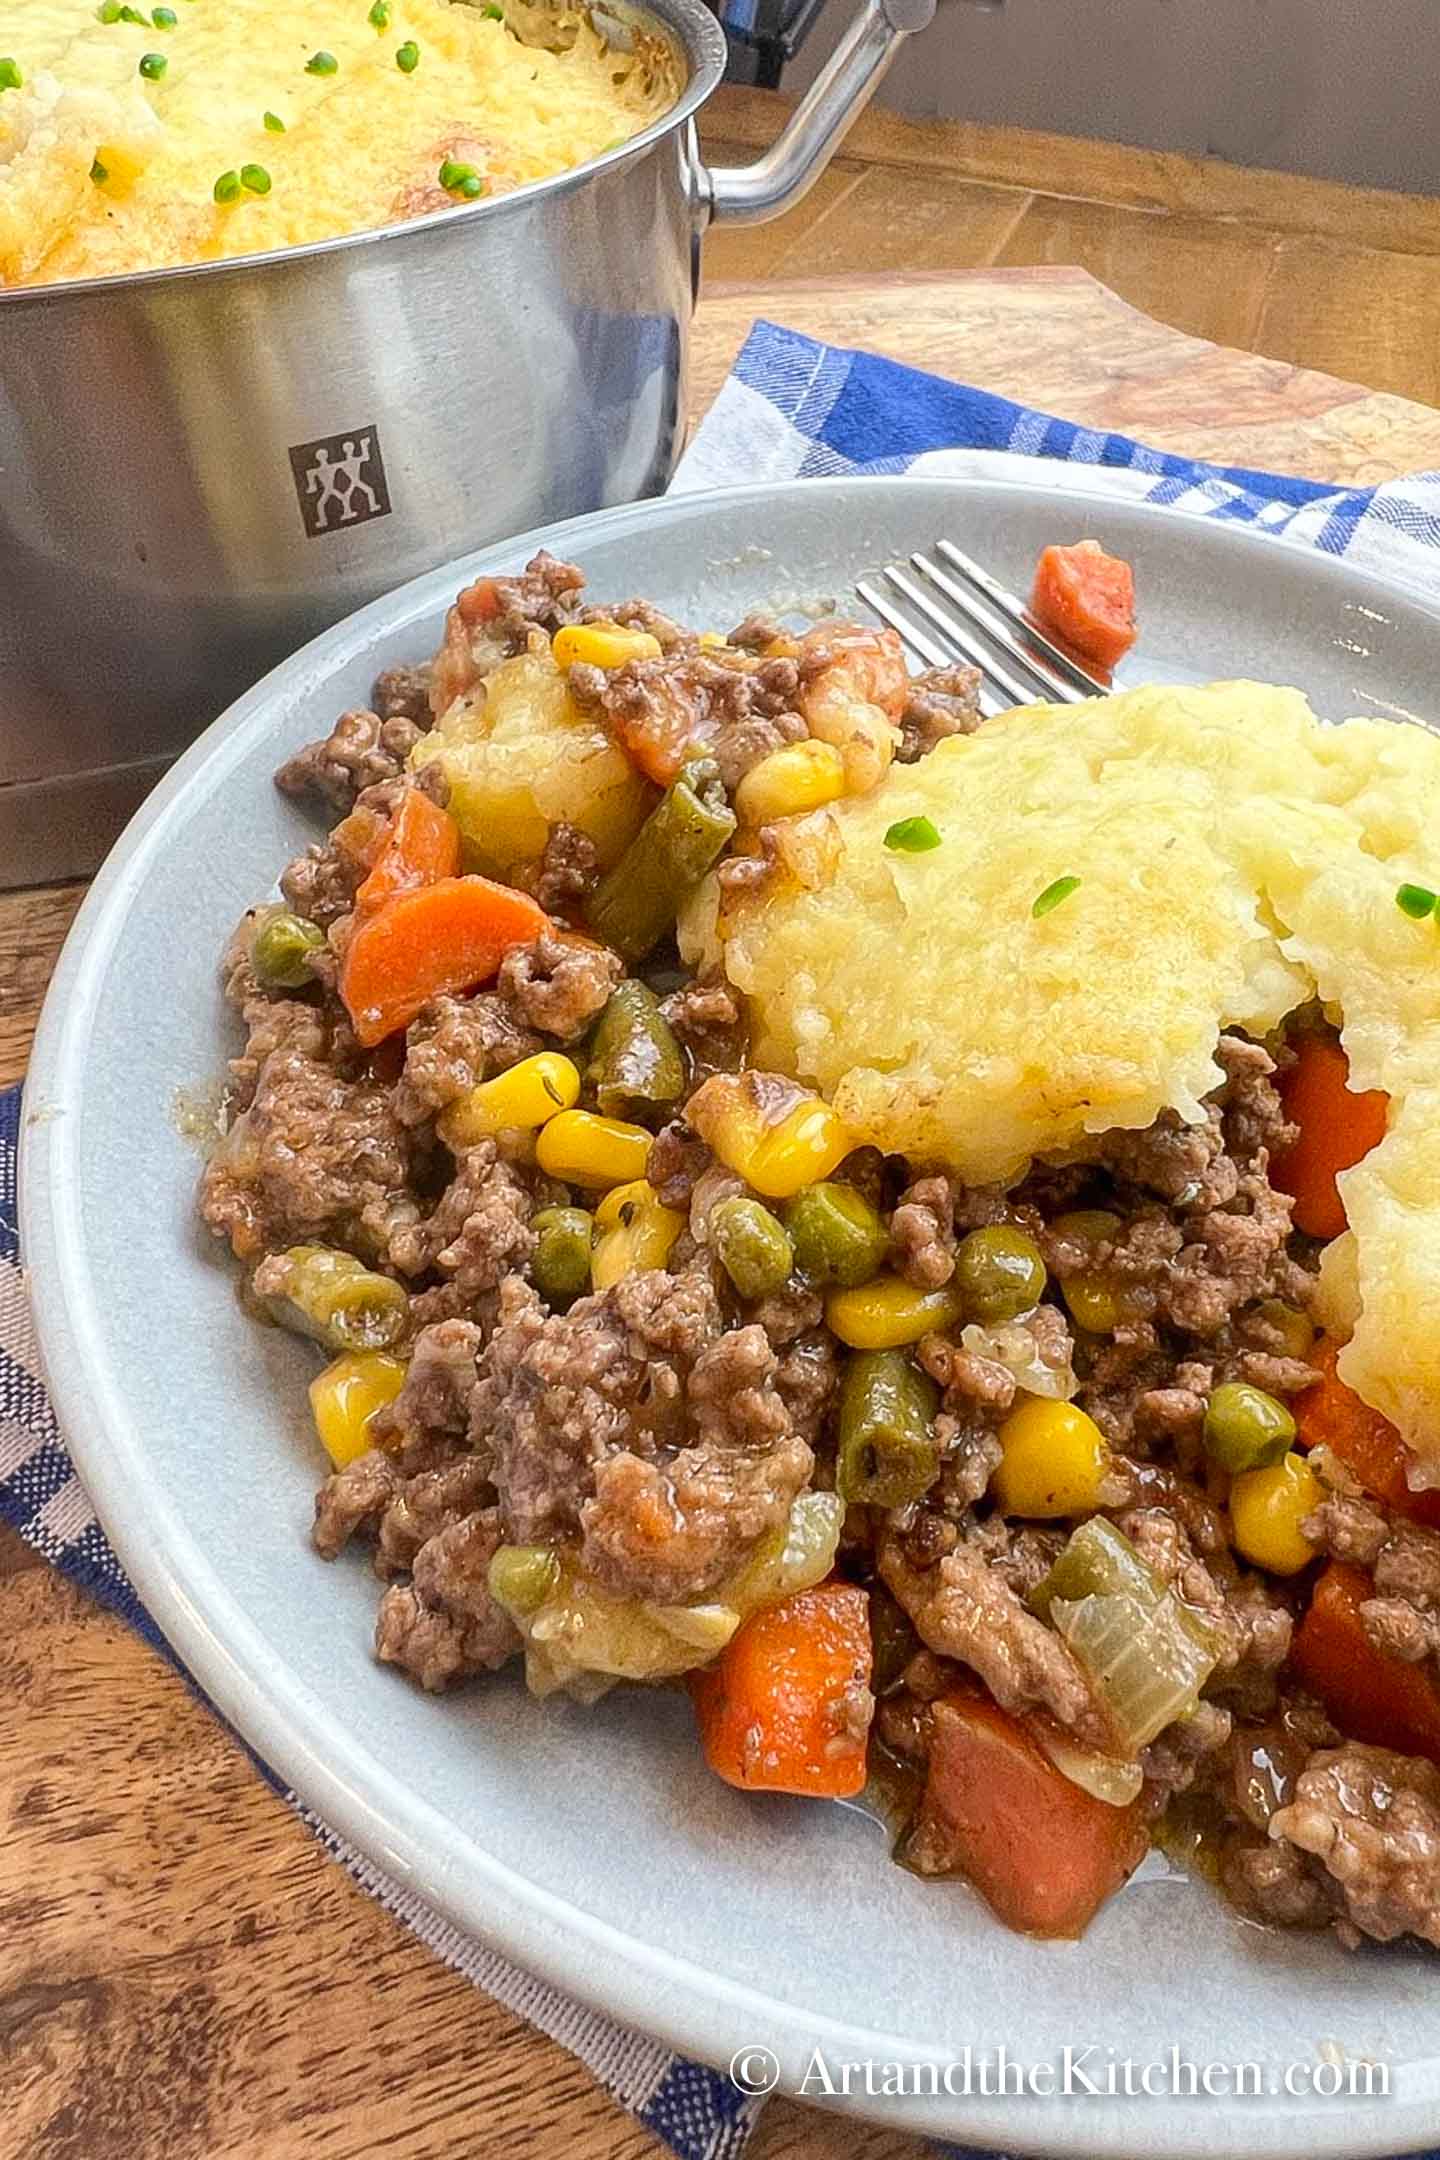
left=954, top=1224, right=1047, bottom=1324
left=1203, top=1382, right=1297, bottom=1475
left=488, top=1544, right=561, bottom=1617
left=784, top=1180, right=888, bottom=1288
left=531, top=1207, right=594, bottom=1304
left=710, top=1196, right=793, bottom=1301
left=251, top=910, right=324, bottom=989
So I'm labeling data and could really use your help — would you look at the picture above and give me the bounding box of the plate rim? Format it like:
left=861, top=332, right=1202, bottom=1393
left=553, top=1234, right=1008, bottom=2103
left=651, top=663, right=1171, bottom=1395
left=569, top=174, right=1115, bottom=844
left=21, top=468, right=1440, bottom=2158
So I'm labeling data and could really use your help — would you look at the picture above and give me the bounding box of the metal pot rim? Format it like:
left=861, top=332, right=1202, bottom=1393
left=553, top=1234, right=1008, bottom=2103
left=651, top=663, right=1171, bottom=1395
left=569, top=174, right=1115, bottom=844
left=0, top=0, right=725, bottom=314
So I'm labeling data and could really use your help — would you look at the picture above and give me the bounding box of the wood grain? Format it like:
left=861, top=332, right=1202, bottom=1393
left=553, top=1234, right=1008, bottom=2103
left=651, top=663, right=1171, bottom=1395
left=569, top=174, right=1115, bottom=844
left=6, top=99, right=1440, bottom=2160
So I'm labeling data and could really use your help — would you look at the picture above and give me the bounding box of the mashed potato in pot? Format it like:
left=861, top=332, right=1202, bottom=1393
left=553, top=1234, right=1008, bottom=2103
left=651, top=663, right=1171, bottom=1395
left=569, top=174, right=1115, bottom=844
left=0, top=0, right=679, bottom=286
left=682, top=681, right=1440, bottom=1465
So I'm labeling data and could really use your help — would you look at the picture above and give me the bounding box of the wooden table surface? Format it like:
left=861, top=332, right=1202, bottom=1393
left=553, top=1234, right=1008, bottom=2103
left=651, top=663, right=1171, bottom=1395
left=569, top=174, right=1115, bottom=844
left=6, top=91, right=1440, bottom=2160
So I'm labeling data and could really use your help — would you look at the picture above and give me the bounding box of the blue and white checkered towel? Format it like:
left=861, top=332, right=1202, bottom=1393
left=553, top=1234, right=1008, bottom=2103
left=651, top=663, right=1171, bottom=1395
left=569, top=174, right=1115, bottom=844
left=4, top=319, right=1440, bottom=2160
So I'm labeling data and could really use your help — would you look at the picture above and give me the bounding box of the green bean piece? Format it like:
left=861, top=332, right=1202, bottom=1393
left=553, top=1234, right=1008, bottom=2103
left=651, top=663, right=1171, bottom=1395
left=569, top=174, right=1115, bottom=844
left=868, top=1582, right=919, bottom=1695
left=586, top=760, right=736, bottom=963
left=836, top=1350, right=941, bottom=1509
left=1255, top=1298, right=1316, bottom=1362
left=586, top=980, right=685, bottom=1121
left=252, top=909, right=325, bottom=989
left=1203, top=1381, right=1297, bottom=1475
left=531, top=1206, right=594, bottom=1304
left=954, top=1223, right=1047, bottom=1323
left=261, top=1244, right=409, bottom=1352
left=785, top=1180, right=888, bottom=1288
left=488, top=1543, right=561, bottom=1617
left=710, top=1195, right=794, bottom=1301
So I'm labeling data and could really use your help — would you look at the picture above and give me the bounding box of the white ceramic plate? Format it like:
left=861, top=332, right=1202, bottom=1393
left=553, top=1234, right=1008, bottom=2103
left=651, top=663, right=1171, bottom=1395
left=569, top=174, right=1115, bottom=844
left=23, top=474, right=1440, bottom=2159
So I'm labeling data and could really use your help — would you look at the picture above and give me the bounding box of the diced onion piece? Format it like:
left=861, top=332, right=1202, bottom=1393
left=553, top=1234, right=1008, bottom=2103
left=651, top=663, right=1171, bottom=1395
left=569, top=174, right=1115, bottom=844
left=1033, top=1726, right=1145, bottom=1808
left=719, top=1491, right=845, bottom=1617
left=961, top=1318, right=1077, bottom=1402
left=1050, top=1589, right=1219, bottom=1751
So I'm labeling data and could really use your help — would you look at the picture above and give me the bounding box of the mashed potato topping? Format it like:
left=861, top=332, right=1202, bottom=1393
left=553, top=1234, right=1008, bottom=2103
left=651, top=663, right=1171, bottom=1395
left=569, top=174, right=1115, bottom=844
left=0, top=0, right=677, bottom=286
left=683, top=682, right=1440, bottom=1463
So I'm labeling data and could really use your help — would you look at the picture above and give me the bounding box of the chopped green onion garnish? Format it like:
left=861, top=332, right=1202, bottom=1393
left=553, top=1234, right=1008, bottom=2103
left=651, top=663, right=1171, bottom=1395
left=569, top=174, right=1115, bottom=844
left=439, top=158, right=485, bottom=197
left=368, top=0, right=390, bottom=23
left=90, top=158, right=109, bottom=182
left=0, top=57, right=21, bottom=89
left=97, top=1, right=123, bottom=19
left=1032, top=874, right=1081, bottom=918
left=152, top=6, right=177, bottom=23
left=213, top=169, right=242, bottom=203
left=305, top=49, right=338, bottom=73
left=480, top=3, right=504, bottom=15
left=395, top=38, right=419, bottom=68
left=883, top=815, right=942, bottom=854
left=138, top=50, right=167, bottom=77
left=1396, top=882, right=1438, bottom=920
left=263, top=109, right=285, bottom=131
left=240, top=162, right=271, bottom=194
left=118, top=5, right=149, bottom=21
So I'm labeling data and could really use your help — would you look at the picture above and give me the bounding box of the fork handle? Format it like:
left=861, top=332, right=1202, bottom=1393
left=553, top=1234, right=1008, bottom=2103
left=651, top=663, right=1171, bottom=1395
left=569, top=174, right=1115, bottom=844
left=699, top=0, right=935, bottom=229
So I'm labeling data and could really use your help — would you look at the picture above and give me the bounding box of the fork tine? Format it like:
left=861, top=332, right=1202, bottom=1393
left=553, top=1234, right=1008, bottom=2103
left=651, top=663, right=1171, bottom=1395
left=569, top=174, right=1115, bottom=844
left=854, top=577, right=954, bottom=671
left=854, top=577, right=1009, bottom=719
left=933, top=538, right=1111, bottom=698
left=912, top=552, right=1092, bottom=706
left=881, top=564, right=1045, bottom=711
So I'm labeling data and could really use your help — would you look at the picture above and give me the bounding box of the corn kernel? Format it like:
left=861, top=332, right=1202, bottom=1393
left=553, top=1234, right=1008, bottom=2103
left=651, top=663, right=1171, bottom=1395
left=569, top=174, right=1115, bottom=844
left=1062, top=1274, right=1124, bottom=1335
left=591, top=1183, right=684, bottom=1290
left=438, top=1053, right=580, bottom=1149
left=749, top=1099, right=853, bottom=1199
left=535, top=1107, right=654, bottom=1189
left=697, top=631, right=727, bottom=650
left=1230, top=1451, right=1323, bottom=1575
left=992, top=1397, right=1110, bottom=1519
left=734, top=740, right=847, bottom=827
left=552, top=622, right=663, bottom=671
left=309, top=1351, right=407, bottom=1468
left=825, top=1276, right=966, bottom=1350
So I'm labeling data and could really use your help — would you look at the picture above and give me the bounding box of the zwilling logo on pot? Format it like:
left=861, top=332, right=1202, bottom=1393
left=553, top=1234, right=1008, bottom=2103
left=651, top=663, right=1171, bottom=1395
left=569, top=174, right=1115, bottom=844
left=289, top=428, right=392, bottom=537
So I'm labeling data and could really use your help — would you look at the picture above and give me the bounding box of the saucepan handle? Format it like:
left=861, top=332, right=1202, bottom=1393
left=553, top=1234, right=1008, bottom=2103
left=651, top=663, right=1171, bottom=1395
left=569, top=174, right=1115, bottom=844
left=698, top=0, right=935, bottom=227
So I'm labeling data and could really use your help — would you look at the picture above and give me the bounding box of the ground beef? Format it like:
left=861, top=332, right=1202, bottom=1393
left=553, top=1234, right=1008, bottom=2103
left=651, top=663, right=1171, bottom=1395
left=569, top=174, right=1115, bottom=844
left=1117, top=1504, right=1293, bottom=1707
left=590, top=596, right=691, bottom=650
left=374, top=1506, right=520, bottom=1691
left=1304, top=1491, right=1390, bottom=1567
left=274, top=708, right=424, bottom=815
left=879, top=1530, right=1115, bottom=1751
left=1222, top=1835, right=1340, bottom=1931
left=394, top=993, right=542, bottom=1126
left=727, top=611, right=785, bottom=653
left=200, top=1047, right=416, bottom=1262
left=388, top=1141, right=535, bottom=1294
left=371, top=661, right=435, bottom=727
left=371, top=1318, right=484, bottom=1473
left=375, top=1455, right=491, bottom=1576
left=660, top=973, right=748, bottom=1077
left=772, top=1327, right=839, bottom=1448
left=313, top=1449, right=402, bottom=1560
left=890, top=1174, right=956, bottom=1289
left=646, top=1119, right=712, bottom=1210
left=1142, top=1699, right=1234, bottom=1801
left=531, top=823, right=601, bottom=918
left=429, top=551, right=586, bottom=714
left=225, top=990, right=338, bottom=1113
left=567, top=645, right=806, bottom=792
left=897, top=663, right=983, bottom=763
left=1268, top=1744, right=1440, bottom=1946
left=472, top=1269, right=809, bottom=1603
left=279, top=839, right=364, bottom=931
left=497, top=931, right=622, bottom=1041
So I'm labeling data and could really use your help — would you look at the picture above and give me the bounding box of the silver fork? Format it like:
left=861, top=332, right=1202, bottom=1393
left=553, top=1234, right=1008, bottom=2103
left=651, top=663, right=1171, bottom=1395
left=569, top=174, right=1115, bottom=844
left=857, top=540, right=1111, bottom=715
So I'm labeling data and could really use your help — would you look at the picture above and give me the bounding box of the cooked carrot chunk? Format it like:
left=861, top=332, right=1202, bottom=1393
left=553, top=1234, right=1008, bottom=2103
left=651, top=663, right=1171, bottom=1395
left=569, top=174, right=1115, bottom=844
left=1030, top=540, right=1137, bottom=671
left=339, top=875, right=548, bottom=1047
left=690, top=1582, right=873, bottom=1799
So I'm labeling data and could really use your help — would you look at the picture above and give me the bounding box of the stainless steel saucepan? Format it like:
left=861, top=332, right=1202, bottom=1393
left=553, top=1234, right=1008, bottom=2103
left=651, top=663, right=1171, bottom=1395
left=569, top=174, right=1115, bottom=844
left=0, top=0, right=933, bottom=885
